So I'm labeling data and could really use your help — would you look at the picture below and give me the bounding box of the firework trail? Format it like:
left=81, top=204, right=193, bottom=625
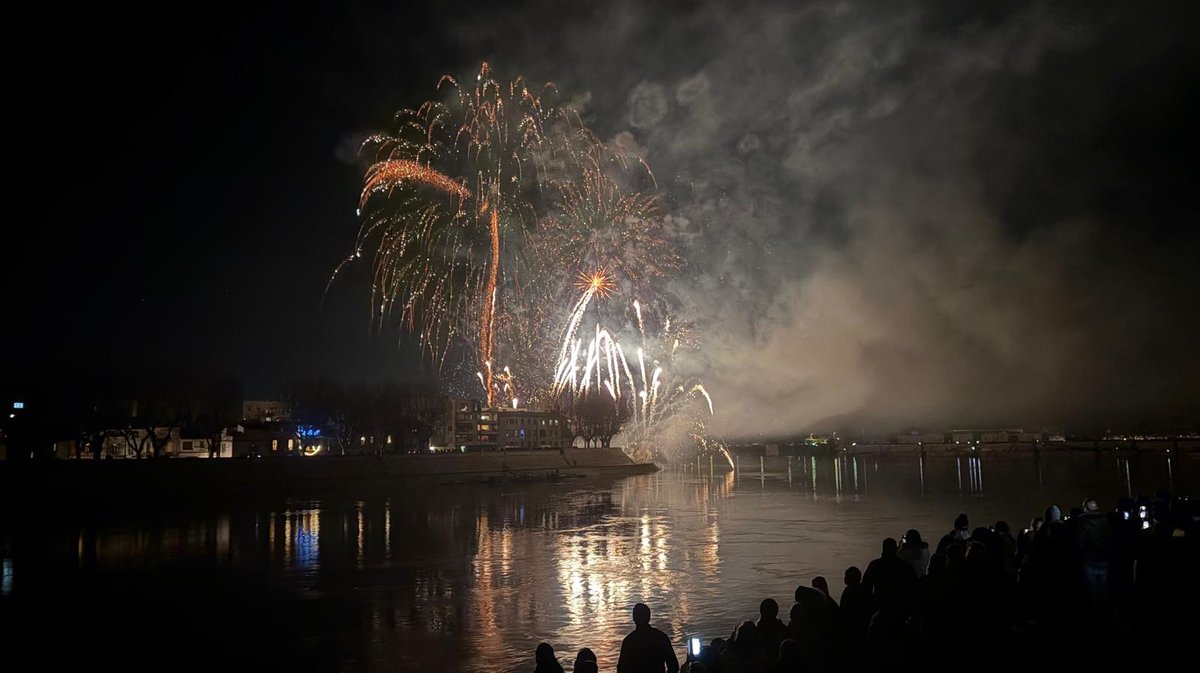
left=691, top=423, right=735, bottom=470
left=551, top=281, right=714, bottom=453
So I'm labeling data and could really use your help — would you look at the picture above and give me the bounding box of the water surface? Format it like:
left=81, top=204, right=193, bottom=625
left=1, top=450, right=1191, bottom=672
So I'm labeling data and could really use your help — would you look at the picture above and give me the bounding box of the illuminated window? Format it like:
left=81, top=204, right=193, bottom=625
left=12, top=402, right=23, bottom=410
left=271, top=439, right=279, bottom=451
left=287, top=439, right=295, bottom=450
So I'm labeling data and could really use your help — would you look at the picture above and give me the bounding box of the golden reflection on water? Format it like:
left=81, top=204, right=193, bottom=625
left=539, top=473, right=729, bottom=670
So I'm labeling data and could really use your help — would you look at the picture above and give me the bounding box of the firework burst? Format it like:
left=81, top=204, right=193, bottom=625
left=346, top=63, right=675, bottom=408
left=341, top=63, right=715, bottom=458
left=550, top=281, right=715, bottom=455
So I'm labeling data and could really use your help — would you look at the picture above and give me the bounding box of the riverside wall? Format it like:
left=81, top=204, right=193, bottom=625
left=0, top=448, right=657, bottom=511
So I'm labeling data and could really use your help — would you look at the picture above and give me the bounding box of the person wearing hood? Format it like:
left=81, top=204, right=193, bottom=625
left=898, top=529, right=931, bottom=577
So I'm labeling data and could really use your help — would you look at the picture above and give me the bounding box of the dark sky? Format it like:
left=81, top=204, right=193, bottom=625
left=7, top=0, right=1199, bottom=432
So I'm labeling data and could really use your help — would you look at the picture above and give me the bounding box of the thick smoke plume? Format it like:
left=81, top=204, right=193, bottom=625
left=396, top=1, right=1200, bottom=436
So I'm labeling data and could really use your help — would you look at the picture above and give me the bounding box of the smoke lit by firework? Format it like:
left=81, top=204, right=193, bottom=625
left=340, top=63, right=715, bottom=456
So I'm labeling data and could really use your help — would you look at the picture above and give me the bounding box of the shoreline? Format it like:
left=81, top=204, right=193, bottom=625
left=730, top=439, right=1199, bottom=457
left=0, top=448, right=658, bottom=512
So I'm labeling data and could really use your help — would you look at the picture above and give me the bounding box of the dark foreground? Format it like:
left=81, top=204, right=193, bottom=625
left=645, top=490, right=1199, bottom=672
left=1, top=451, right=1196, bottom=672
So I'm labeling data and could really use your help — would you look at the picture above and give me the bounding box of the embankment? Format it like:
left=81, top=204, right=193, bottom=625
left=0, top=448, right=657, bottom=511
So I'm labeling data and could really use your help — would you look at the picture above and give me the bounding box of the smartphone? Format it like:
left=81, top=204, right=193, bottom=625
left=689, top=637, right=701, bottom=658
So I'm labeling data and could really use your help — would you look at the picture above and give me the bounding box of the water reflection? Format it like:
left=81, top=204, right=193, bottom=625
left=3, top=450, right=1193, bottom=673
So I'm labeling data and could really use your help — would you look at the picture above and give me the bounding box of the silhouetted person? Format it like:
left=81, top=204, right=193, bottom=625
left=786, top=601, right=819, bottom=663
left=963, top=540, right=1006, bottom=635
left=898, top=529, right=930, bottom=577
left=793, top=583, right=835, bottom=666
left=1018, top=517, right=1042, bottom=565
left=839, top=566, right=874, bottom=671
left=719, top=620, right=767, bottom=673
left=862, top=537, right=918, bottom=615
left=574, top=648, right=599, bottom=673
left=618, top=603, right=679, bottom=673
left=1073, top=498, right=1112, bottom=622
left=766, top=639, right=804, bottom=673
left=866, top=603, right=907, bottom=671
left=810, top=576, right=841, bottom=627
left=993, top=521, right=1019, bottom=581
left=918, top=552, right=955, bottom=658
left=756, top=598, right=788, bottom=662
left=699, top=639, right=724, bottom=673
left=1108, top=497, right=1139, bottom=616
left=793, top=584, right=826, bottom=615
left=1030, top=504, right=1071, bottom=623
left=937, top=513, right=971, bottom=555
left=536, top=643, right=565, bottom=673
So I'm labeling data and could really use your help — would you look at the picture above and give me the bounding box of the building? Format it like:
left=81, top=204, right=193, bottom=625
left=230, top=422, right=300, bottom=458
left=433, top=399, right=499, bottom=452
left=950, top=429, right=1032, bottom=444
left=432, top=399, right=569, bottom=452
left=176, top=432, right=234, bottom=458
left=895, top=431, right=949, bottom=444
left=242, top=400, right=288, bottom=422
left=498, top=408, right=568, bottom=449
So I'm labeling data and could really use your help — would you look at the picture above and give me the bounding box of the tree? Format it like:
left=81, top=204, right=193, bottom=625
left=559, top=393, right=629, bottom=448
left=183, top=376, right=242, bottom=458
left=398, top=387, right=446, bottom=453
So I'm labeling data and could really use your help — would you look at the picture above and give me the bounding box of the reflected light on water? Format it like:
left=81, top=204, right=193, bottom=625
left=8, top=450, right=1193, bottom=673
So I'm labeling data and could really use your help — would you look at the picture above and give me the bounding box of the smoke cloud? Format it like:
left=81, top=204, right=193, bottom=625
left=399, top=0, right=1200, bottom=436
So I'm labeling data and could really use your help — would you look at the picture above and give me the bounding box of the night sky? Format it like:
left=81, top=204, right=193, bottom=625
left=7, top=0, right=1199, bottom=433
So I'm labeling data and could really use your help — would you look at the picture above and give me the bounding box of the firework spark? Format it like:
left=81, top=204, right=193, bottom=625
left=550, top=280, right=715, bottom=452
left=344, top=64, right=713, bottom=460
left=347, top=63, right=675, bottom=408
left=574, top=268, right=617, bottom=299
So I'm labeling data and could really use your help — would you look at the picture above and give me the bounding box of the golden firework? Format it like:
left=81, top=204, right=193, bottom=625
left=574, top=269, right=617, bottom=299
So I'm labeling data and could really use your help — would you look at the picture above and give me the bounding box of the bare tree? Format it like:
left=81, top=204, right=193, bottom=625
left=399, top=387, right=446, bottom=453
left=559, top=393, right=628, bottom=448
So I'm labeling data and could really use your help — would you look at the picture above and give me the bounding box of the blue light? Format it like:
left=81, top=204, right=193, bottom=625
left=12, top=402, right=23, bottom=410
left=297, top=425, right=321, bottom=438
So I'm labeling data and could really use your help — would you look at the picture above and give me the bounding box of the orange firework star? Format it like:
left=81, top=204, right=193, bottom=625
left=575, top=269, right=617, bottom=299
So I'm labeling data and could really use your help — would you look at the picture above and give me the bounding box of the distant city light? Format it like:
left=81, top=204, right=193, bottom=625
left=12, top=402, right=23, bottom=409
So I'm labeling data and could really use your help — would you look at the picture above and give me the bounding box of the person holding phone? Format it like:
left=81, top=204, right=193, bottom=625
left=618, top=603, right=680, bottom=673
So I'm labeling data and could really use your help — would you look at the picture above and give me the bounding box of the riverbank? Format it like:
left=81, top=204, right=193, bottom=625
left=730, top=439, right=1200, bottom=459
left=0, top=448, right=657, bottom=510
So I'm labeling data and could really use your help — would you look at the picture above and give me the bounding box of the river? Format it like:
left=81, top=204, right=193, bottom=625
left=0, top=449, right=1192, bottom=672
